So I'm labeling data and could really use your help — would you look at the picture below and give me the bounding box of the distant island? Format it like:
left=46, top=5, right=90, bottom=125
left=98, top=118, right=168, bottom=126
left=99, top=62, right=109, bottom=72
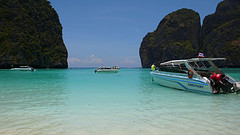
left=0, top=0, right=68, bottom=68
left=139, top=0, right=240, bottom=68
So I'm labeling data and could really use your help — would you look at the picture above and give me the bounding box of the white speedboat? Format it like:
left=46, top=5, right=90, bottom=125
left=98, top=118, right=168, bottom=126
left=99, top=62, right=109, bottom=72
left=11, top=66, right=35, bottom=71
left=95, top=66, right=120, bottom=73
left=151, top=58, right=240, bottom=94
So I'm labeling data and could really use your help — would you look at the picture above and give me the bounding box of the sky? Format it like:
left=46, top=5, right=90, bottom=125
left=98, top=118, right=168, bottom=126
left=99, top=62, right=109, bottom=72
left=49, top=0, right=222, bottom=68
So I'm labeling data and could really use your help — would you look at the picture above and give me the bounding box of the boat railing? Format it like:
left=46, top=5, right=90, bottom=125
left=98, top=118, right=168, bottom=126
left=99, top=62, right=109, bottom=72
left=225, top=73, right=239, bottom=83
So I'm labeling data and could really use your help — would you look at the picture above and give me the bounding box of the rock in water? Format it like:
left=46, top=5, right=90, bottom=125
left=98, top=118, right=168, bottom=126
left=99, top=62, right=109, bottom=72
left=201, top=0, right=240, bottom=67
left=139, top=9, right=201, bottom=68
left=0, top=0, right=68, bottom=68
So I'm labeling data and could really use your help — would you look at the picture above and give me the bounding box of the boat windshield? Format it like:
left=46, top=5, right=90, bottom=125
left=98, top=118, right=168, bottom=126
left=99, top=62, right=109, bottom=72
left=111, top=66, right=119, bottom=69
left=188, top=61, right=213, bottom=71
left=98, top=66, right=111, bottom=69
left=187, top=60, right=224, bottom=77
left=159, top=63, right=188, bottom=73
left=158, top=58, right=225, bottom=77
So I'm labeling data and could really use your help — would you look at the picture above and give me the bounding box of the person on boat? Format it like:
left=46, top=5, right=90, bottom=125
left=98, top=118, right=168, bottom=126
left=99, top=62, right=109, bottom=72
left=210, top=72, right=226, bottom=93
left=151, top=63, right=156, bottom=71
left=210, top=73, right=225, bottom=83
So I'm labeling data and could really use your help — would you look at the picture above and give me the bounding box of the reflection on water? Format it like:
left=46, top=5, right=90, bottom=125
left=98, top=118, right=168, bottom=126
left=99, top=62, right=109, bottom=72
left=0, top=68, right=240, bottom=135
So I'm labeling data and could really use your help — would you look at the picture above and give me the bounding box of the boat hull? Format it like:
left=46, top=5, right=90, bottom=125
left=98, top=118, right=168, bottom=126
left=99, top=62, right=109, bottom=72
left=151, top=71, right=213, bottom=94
left=95, top=69, right=120, bottom=73
left=10, top=68, right=33, bottom=71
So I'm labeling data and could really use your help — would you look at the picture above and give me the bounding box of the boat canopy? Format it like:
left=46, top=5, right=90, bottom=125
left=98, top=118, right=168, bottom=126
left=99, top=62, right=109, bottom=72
left=160, top=58, right=226, bottom=65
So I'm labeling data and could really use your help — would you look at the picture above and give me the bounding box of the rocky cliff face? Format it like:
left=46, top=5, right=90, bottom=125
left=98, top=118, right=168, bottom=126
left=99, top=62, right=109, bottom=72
left=139, top=9, right=201, bottom=68
left=0, top=0, right=68, bottom=68
left=140, top=0, right=240, bottom=68
left=201, top=0, right=240, bottom=67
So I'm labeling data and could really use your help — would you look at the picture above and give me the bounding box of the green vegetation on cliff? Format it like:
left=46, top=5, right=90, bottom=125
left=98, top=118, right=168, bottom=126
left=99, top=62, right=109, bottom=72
left=139, top=8, right=201, bottom=68
left=0, top=0, right=68, bottom=68
left=140, top=0, right=240, bottom=68
left=201, top=0, right=240, bottom=67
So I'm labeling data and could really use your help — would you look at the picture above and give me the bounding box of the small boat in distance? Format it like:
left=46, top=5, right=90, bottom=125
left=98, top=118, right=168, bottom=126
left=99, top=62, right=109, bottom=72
left=11, top=66, right=35, bottom=71
left=95, top=66, right=120, bottom=73
left=151, top=58, right=240, bottom=94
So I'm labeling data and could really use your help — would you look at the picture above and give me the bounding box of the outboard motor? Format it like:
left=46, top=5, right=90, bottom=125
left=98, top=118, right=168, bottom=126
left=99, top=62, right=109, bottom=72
left=233, top=82, right=240, bottom=94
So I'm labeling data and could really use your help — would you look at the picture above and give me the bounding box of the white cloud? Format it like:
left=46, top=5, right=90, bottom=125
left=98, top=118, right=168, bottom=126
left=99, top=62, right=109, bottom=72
left=68, top=54, right=102, bottom=67
left=68, top=55, right=141, bottom=68
left=68, top=57, right=81, bottom=63
left=89, top=54, right=102, bottom=63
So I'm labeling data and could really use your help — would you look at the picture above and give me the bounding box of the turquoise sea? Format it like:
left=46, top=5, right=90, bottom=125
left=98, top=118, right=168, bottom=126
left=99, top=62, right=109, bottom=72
left=0, top=68, right=240, bottom=135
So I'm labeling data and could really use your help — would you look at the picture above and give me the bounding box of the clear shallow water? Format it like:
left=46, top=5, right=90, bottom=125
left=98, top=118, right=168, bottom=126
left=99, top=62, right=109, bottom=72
left=0, top=68, right=240, bottom=135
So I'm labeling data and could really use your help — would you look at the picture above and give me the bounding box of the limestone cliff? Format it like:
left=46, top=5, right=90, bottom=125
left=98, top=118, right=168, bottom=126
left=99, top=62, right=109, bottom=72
left=0, top=0, right=68, bottom=68
left=201, top=0, right=240, bottom=67
left=139, top=8, right=201, bottom=68
left=140, top=0, right=240, bottom=68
